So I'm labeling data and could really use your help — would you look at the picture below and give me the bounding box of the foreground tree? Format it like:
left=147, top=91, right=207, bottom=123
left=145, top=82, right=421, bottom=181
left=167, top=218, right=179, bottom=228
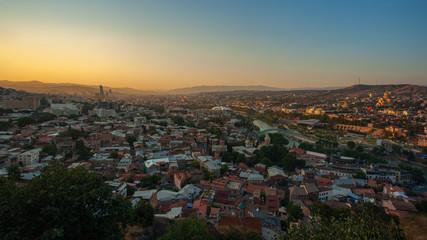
left=6, top=166, right=20, bottom=182
left=0, top=163, right=132, bottom=240
left=283, top=203, right=405, bottom=240
left=159, top=214, right=215, bottom=240
left=132, top=200, right=154, bottom=227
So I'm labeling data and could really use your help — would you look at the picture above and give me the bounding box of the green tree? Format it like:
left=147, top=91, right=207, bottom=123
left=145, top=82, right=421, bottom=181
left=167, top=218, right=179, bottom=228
left=173, top=116, right=185, bottom=126
left=132, top=200, right=154, bottom=227
left=75, top=140, right=93, bottom=161
left=413, top=200, right=427, bottom=214
left=190, top=161, right=200, bottom=169
left=392, top=144, right=402, bottom=154
left=347, top=141, right=356, bottom=149
left=109, top=151, right=119, bottom=159
left=159, top=214, right=215, bottom=240
left=16, top=117, right=36, bottom=127
left=246, top=231, right=263, bottom=240
left=6, top=166, right=20, bottom=182
left=286, top=202, right=303, bottom=222
left=0, top=163, right=132, bottom=240
left=353, top=170, right=367, bottom=179
left=236, top=153, right=246, bottom=164
left=220, top=164, right=229, bottom=175
left=42, top=144, right=57, bottom=156
left=126, top=135, right=137, bottom=148
left=284, top=203, right=405, bottom=240
left=225, top=231, right=244, bottom=240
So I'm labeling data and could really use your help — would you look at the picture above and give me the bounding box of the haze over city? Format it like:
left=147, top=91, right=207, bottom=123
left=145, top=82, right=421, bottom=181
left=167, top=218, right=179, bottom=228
left=1, top=0, right=426, bottom=90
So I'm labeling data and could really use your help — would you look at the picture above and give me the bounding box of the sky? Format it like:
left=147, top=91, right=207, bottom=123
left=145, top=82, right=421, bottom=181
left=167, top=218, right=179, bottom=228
left=1, top=0, right=426, bottom=90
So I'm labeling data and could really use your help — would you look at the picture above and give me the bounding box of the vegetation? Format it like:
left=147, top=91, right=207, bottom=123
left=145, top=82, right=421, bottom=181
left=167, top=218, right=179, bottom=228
left=286, top=202, right=303, bottom=222
left=399, top=164, right=425, bottom=184
left=0, top=163, right=132, bottom=240
left=59, top=128, right=91, bottom=140
left=42, top=144, right=57, bottom=156
left=413, top=200, right=427, bottom=214
left=75, top=140, right=93, bottom=161
left=258, top=133, right=289, bottom=146
left=0, top=121, right=13, bottom=131
left=353, top=170, right=367, bottom=179
left=132, top=200, right=154, bottom=227
left=347, top=141, right=356, bottom=149
left=6, top=166, right=20, bottom=182
left=283, top=203, right=405, bottom=240
left=172, top=116, right=185, bottom=126
left=251, top=145, right=304, bottom=171
left=125, top=135, right=137, bottom=147
left=158, top=214, right=215, bottom=240
left=16, top=117, right=36, bottom=127
left=137, top=175, right=161, bottom=188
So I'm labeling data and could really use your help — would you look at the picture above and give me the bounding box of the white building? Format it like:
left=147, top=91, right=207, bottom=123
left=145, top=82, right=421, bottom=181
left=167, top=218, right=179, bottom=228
left=117, top=154, right=132, bottom=172
left=17, top=149, right=39, bottom=166
left=44, top=103, right=80, bottom=116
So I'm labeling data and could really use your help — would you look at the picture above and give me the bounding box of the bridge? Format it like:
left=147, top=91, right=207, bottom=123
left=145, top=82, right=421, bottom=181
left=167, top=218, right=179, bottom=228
left=256, top=128, right=295, bottom=136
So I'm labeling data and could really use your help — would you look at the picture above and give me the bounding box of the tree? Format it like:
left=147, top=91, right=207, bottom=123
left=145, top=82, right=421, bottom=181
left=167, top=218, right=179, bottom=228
left=0, top=163, right=132, bottom=240
left=16, top=117, right=36, bottom=127
left=225, top=231, right=244, bottom=240
left=347, top=141, right=356, bottom=149
left=413, top=200, right=427, bottom=214
left=172, top=116, right=185, bottom=126
left=6, top=166, right=20, bottom=182
left=109, top=151, right=119, bottom=159
left=132, top=200, right=154, bottom=227
left=236, top=153, right=246, bottom=164
left=283, top=203, right=405, bottom=240
left=392, top=144, right=402, bottom=154
left=42, top=144, right=57, bottom=156
left=286, top=202, right=303, bottom=222
left=246, top=231, right=263, bottom=240
left=190, top=161, right=200, bottom=169
left=220, top=164, right=229, bottom=175
left=75, top=140, right=93, bottom=161
left=353, top=170, right=367, bottom=179
left=423, top=147, right=427, bottom=155
left=126, top=135, right=137, bottom=148
left=159, top=213, right=215, bottom=240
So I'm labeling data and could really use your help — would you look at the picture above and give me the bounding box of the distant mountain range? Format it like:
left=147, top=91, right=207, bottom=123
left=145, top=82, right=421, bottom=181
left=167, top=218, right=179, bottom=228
left=0, top=80, right=156, bottom=96
left=326, top=84, right=427, bottom=97
left=0, top=80, right=425, bottom=96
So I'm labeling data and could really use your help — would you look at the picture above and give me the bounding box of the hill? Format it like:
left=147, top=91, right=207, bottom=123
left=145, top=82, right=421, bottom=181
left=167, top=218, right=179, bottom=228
left=166, top=85, right=284, bottom=94
left=325, top=84, right=427, bottom=98
left=0, top=80, right=156, bottom=96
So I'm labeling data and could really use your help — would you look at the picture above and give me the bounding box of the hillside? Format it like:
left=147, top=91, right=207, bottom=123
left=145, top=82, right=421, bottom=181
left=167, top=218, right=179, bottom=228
left=325, top=84, right=427, bottom=97
left=0, top=80, right=156, bottom=96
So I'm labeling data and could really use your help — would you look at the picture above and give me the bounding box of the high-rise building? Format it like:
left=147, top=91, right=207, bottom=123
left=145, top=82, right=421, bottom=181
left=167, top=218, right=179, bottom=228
left=99, top=85, right=105, bottom=100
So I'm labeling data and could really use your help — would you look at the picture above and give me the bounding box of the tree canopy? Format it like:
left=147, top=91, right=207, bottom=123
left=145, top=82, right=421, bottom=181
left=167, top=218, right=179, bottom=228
left=159, top=214, right=215, bottom=240
left=283, top=203, right=405, bottom=240
left=251, top=145, right=304, bottom=171
left=0, top=163, right=132, bottom=240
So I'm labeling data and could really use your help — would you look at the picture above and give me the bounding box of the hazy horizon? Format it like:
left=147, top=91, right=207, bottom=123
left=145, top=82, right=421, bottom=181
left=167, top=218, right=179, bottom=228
left=1, top=1, right=426, bottom=90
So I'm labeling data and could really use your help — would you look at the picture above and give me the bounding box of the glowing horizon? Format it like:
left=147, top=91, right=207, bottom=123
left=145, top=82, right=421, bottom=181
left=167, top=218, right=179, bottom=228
left=1, top=1, right=426, bottom=90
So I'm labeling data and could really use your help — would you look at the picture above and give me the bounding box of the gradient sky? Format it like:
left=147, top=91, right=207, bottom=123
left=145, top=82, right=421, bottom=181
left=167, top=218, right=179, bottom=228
left=1, top=0, right=426, bottom=90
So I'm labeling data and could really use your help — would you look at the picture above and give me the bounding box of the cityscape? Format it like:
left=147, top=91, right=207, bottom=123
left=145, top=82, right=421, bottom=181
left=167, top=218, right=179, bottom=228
left=1, top=1, right=427, bottom=240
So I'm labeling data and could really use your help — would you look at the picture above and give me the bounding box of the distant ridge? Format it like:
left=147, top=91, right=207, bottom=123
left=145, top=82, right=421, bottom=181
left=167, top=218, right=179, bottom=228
left=166, top=85, right=284, bottom=94
left=0, top=80, right=425, bottom=96
left=0, top=80, right=156, bottom=96
left=327, top=84, right=427, bottom=97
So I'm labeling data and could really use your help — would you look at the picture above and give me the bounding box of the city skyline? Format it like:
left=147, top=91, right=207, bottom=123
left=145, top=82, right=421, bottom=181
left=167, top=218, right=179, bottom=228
left=1, top=0, right=426, bottom=90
